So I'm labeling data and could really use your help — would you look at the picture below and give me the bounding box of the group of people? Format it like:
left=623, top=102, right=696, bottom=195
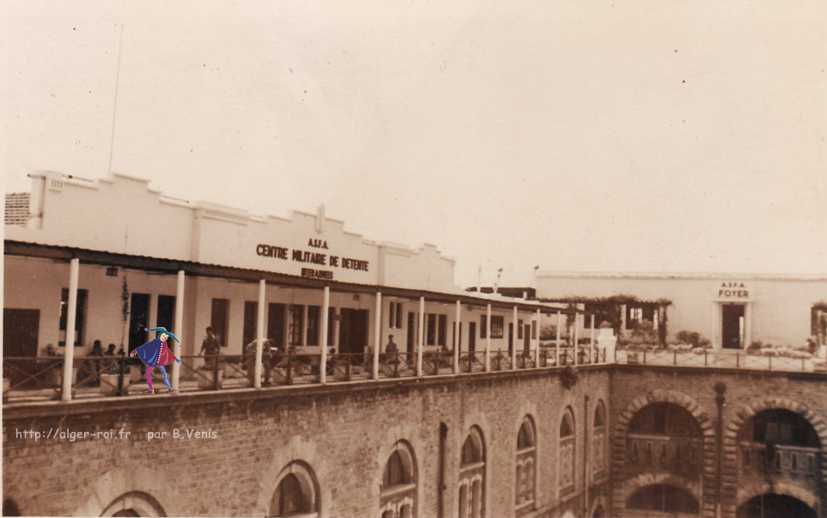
left=76, top=340, right=126, bottom=386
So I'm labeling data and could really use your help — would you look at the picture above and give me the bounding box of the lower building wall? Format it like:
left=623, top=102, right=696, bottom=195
left=3, top=369, right=610, bottom=518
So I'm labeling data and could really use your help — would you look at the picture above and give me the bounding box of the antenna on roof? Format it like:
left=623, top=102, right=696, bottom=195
left=106, top=24, right=124, bottom=176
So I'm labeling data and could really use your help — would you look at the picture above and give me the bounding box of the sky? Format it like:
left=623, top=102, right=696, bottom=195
left=3, top=0, right=826, bottom=287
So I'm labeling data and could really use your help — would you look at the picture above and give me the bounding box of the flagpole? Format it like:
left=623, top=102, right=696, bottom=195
left=107, top=24, right=124, bottom=175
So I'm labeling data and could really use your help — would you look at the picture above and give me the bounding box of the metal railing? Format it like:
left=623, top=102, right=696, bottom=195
left=9, top=340, right=821, bottom=405
left=739, top=441, right=820, bottom=485
left=625, top=434, right=703, bottom=479
left=613, top=348, right=824, bottom=373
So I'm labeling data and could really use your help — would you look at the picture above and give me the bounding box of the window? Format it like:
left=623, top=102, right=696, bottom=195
left=306, top=306, right=320, bottom=346
left=515, top=416, right=536, bottom=514
left=459, top=427, right=485, bottom=518
left=490, top=316, right=504, bottom=339
left=531, top=320, right=537, bottom=340
left=592, top=401, right=607, bottom=480
left=289, top=305, right=304, bottom=346
left=426, top=314, right=437, bottom=345
left=438, top=315, right=447, bottom=346
left=59, top=288, right=88, bottom=346
left=480, top=315, right=488, bottom=339
left=559, top=408, right=576, bottom=496
left=269, top=462, right=320, bottom=518
left=380, top=442, right=417, bottom=518
left=389, top=302, right=403, bottom=330
left=518, top=320, right=523, bottom=340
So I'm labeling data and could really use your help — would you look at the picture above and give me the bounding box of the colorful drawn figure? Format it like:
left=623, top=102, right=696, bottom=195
left=130, top=327, right=182, bottom=394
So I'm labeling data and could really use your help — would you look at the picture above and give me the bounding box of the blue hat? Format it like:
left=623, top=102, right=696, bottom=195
left=146, top=326, right=181, bottom=342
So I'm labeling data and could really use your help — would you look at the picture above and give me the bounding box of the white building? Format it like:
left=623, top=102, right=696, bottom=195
left=4, top=172, right=559, bottom=365
left=535, top=271, right=827, bottom=350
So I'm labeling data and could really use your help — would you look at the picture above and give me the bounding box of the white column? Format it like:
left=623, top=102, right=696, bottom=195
left=590, top=314, right=596, bottom=364
left=454, top=300, right=461, bottom=373
left=373, top=292, right=381, bottom=379
left=573, top=312, right=580, bottom=365
left=744, top=302, right=752, bottom=349
left=320, top=286, right=330, bottom=384
left=556, top=311, right=562, bottom=365
left=254, top=279, right=266, bottom=388
left=417, top=296, right=425, bottom=376
left=512, top=306, right=518, bottom=370
left=535, top=309, right=541, bottom=366
left=485, top=304, right=492, bottom=371
left=172, top=270, right=185, bottom=390
left=712, top=302, right=720, bottom=349
left=61, top=258, right=80, bottom=401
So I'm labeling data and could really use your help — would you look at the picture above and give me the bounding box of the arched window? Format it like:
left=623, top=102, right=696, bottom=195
left=380, top=441, right=417, bottom=518
left=269, top=461, right=320, bottom=518
left=559, top=407, right=576, bottom=497
left=626, top=484, right=699, bottom=514
left=100, top=492, right=165, bottom=517
left=458, top=426, right=485, bottom=518
left=515, top=416, right=536, bottom=515
left=592, top=401, right=607, bottom=480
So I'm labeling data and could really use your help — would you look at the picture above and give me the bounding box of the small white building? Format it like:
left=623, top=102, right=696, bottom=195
left=4, top=172, right=559, bottom=363
left=535, top=271, right=827, bottom=350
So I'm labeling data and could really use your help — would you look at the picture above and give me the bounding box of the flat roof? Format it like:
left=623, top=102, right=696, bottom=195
left=535, top=270, right=827, bottom=282
left=5, top=240, right=566, bottom=313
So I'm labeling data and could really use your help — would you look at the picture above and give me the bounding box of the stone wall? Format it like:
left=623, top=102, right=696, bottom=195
left=3, top=368, right=610, bottom=518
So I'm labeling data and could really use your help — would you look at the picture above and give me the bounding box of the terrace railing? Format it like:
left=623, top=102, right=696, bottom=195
left=4, top=341, right=824, bottom=405
left=739, top=442, right=820, bottom=491
left=613, top=348, right=823, bottom=373
left=625, top=434, right=703, bottom=479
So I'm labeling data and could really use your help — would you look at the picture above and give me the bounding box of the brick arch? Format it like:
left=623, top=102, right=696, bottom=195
left=723, top=397, right=827, bottom=451
left=722, top=396, right=827, bottom=516
left=736, top=480, right=820, bottom=511
left=610, top=389, right=714, bottom=517
left=615, top=389, right=714, bottom=438
left=619, top=472, right=703, bottom=506
left=74, top=467, right=172, bottom=517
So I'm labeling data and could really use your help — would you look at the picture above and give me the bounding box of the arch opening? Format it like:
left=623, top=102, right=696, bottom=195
left=626, top=403, right=703, bottom=480
left=736, top=493, right=817, bottom=518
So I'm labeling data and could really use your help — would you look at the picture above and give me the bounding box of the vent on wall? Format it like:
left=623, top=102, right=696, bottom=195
left=5, top=193, right=30, bottom=226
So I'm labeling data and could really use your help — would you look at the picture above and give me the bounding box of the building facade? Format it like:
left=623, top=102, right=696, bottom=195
left=535, top=272, right=827, bottom=351
left=4, top=172, right=557, bottom=366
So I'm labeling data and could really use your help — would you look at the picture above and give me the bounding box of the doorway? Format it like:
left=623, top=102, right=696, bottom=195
left=4, top=309, right=39, bottom=357
left=339, top=308, right=368, bottom=358
left=722, top=304, right=745, bottom=349
left=468, top=322, right=477, bottom=355
left=156, top=295, right=176, bottom=331
left=128, top=293, right=150, bottom=352
left=268, top=303, right=286, bottom=348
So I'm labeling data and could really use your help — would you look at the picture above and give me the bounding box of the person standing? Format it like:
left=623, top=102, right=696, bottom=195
left=200, top=326, right=220, bottom=371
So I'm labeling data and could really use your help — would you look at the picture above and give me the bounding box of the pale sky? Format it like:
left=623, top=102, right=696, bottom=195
left=3, top=0, right=826, bottom=287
